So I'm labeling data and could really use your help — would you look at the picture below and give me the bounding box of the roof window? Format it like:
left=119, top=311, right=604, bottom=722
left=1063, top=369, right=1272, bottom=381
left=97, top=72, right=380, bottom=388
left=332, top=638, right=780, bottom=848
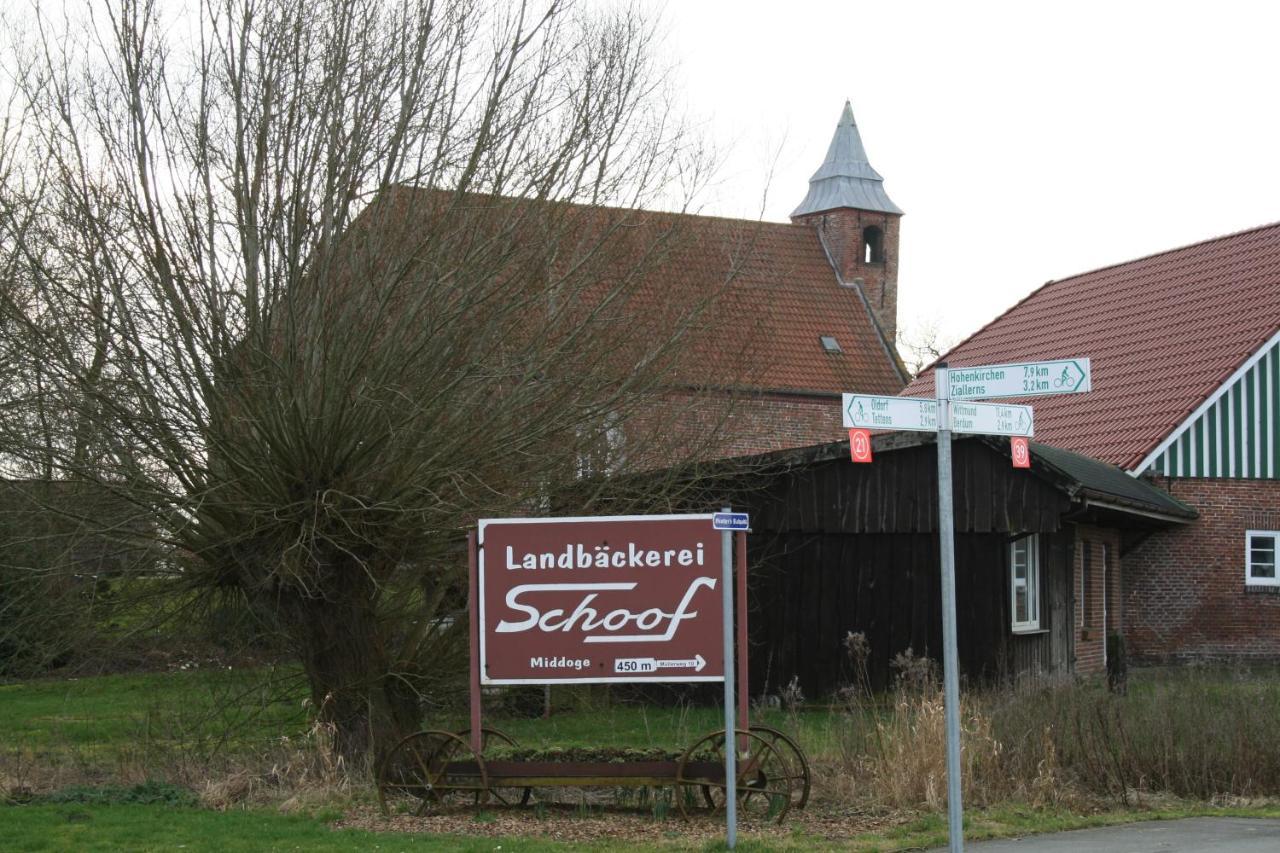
left=820, top=335, right=843, bottom=353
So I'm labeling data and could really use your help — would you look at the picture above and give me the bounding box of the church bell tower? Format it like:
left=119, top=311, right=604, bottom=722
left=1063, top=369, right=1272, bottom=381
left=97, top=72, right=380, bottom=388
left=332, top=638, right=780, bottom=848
left=792, top=101, right=903, bottom=343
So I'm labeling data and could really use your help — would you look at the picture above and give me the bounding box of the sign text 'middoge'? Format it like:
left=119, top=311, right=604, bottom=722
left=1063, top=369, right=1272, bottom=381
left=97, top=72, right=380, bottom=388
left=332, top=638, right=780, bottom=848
left=477, top=515, right=724, bottom=685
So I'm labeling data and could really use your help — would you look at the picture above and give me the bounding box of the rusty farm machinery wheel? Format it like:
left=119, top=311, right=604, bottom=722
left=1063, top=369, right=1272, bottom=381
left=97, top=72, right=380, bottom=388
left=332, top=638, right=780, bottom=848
left=675, top=728, right=795, bottom=824
left=452, top=726, right=532, bottom=807
left=377, top=729, right=489, bottom=816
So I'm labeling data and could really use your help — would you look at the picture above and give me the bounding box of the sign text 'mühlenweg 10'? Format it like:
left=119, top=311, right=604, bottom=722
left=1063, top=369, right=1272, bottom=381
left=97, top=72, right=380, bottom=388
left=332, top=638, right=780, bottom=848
left=477, top=515, right=724, bottom=685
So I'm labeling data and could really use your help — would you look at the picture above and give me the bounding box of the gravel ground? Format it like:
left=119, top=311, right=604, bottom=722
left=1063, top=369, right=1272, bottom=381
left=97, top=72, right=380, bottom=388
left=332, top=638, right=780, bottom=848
left=337, top=795, right=901, bottom=847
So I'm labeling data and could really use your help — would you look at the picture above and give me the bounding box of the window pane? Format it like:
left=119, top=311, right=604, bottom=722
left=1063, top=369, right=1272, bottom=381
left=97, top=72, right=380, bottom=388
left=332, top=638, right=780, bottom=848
left=1028, top=553, right=1039, bottom=616
left=1011, top=535, right=1040, bottom=629
left=1252, top=535, right=1276, bottom=579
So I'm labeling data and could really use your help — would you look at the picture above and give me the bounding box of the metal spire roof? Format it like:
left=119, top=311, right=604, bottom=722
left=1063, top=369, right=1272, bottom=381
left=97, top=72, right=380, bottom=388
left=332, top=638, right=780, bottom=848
left=792, top=101, right=903, bottom=218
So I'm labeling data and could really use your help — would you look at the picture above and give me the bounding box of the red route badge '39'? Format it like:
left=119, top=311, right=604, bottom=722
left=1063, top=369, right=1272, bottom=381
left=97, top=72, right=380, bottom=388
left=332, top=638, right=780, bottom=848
left=477, top=515, right=725, bottom=684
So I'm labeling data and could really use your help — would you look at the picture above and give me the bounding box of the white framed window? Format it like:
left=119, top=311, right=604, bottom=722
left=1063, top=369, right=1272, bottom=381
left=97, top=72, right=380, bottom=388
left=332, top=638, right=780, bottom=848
left=1246, top=530, right=1279, bottom=587
left=1010, top=534, right=1041, bottom=633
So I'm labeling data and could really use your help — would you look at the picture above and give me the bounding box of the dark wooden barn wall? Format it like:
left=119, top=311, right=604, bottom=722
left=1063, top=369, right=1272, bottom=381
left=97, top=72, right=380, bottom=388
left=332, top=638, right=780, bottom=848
left=745, top=530, right=1076, bottom=696
left=751, top=440, right=1069, bottom=535
left=1006, top=532, right=1075, bottom=680
left=739, top=439, right=1076, bottom=697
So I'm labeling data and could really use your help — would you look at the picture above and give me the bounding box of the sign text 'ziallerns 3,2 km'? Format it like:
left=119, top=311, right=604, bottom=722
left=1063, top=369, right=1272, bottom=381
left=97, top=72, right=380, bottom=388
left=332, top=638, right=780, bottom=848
left=477, top=515, right=724, bottom=684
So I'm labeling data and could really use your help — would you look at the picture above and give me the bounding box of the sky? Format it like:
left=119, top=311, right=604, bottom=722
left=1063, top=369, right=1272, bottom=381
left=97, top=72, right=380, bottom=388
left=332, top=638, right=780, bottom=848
left=650, top=0, right=1280, bottom=347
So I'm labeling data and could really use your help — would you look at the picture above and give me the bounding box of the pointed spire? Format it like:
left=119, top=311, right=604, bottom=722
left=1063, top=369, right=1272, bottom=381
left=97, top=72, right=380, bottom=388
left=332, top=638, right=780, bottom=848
left=791, top=101, right=902, bottom=218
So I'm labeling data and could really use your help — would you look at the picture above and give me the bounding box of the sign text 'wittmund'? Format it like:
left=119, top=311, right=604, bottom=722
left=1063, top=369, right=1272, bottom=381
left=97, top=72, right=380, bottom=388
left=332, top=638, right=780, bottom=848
left=843, top=394, right=1034, bottom=437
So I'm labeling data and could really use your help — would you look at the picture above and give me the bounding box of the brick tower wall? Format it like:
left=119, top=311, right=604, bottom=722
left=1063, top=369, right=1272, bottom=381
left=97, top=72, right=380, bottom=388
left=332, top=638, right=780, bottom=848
left=793, top=209, right=901, bottom=344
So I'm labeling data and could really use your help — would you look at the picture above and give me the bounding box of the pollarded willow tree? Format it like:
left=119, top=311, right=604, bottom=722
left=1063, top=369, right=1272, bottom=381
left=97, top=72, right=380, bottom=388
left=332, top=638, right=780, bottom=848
left=0, top=0, right=757, bottom=759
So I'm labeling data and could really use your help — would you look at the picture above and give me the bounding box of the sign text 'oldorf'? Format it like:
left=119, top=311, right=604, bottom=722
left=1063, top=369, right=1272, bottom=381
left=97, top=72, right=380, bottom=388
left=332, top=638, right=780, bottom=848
left=477, top=515, right=723, bottom=685
left=843, top=394, right=1034, bottom=437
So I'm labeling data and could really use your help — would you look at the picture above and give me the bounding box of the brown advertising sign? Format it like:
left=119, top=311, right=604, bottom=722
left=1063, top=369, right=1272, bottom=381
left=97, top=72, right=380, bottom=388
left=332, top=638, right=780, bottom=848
left=477, top=514, right=724, bottom=684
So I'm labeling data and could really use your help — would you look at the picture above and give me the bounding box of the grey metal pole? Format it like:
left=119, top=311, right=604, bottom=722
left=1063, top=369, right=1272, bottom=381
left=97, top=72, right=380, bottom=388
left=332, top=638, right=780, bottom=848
left=935, top=364, right=965, bottom=853
left=721, top=506, right=737, bottom=849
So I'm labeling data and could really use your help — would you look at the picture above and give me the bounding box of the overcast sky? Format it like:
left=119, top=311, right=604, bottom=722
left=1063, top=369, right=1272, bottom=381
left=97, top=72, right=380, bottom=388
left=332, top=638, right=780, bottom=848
left=651, top=0, right=1280, bottom=347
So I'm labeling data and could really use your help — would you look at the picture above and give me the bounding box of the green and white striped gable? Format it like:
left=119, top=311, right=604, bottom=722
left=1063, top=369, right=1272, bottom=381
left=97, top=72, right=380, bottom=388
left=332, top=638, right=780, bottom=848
left=1138, top=331, right=1280, bottom=479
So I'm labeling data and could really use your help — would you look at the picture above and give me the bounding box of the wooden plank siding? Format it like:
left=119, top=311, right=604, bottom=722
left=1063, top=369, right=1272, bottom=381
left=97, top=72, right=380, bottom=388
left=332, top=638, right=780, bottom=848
left=741, top=439, right=1076, bottom=697
left=1143, top=335, right=1280, bottom=478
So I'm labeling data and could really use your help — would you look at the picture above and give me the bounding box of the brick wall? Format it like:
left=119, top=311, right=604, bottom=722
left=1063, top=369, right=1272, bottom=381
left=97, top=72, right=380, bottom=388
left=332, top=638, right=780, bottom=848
left=793, top=209, right=901, bottom=343
left=1072, top=525, right=1122, bottom=676
left=628, top=390, right=846, bottom=462
left=1124, top=478, right=1280, bottom=662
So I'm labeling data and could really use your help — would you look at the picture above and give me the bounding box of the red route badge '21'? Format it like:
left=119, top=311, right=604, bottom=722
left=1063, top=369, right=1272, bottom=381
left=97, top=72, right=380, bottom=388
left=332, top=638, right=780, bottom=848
left=849, top=429, right=872, bottom=463
left=477, top=515, right=725, bottom=684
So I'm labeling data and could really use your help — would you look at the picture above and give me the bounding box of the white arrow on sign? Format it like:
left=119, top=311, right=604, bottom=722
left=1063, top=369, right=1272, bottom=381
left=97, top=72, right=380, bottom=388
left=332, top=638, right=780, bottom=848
left=843, top=393, right=939, bottom=432
left=614, top=654, right=706, bottom=674
left=843, top=394, right=1033, bottom=437
left=949, top=358, right=1091, bottom=400
left=950, top=401, right=1034, bottom=437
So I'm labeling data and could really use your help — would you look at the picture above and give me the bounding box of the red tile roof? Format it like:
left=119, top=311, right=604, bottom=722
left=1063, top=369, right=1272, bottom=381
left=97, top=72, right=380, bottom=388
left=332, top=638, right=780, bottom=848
left=379, top=188, right=907, bottom=398
left=624, top=210, right=906, bottom=395
left=903, top=222, right=1280, bottom=470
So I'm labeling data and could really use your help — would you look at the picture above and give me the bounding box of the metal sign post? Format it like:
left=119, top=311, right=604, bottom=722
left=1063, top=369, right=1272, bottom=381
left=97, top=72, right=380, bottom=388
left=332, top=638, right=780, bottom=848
left=718, top=507, right=738, bottom=850
left=844, top=353, right=1090, bottom=853
left=935, top=365, right=965, bottom=853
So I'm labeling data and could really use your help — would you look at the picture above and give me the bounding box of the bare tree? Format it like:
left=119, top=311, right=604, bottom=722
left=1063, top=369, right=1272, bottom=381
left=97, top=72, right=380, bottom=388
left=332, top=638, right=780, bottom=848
left=0, top=0, right=744, bottom=759
left=897, top=317, right=960, bottom=379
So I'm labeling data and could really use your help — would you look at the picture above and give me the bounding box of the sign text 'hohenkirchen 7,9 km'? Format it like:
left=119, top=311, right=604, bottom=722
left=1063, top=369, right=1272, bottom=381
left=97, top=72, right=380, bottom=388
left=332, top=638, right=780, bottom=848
left=948, top=358, right=1091, bottom=400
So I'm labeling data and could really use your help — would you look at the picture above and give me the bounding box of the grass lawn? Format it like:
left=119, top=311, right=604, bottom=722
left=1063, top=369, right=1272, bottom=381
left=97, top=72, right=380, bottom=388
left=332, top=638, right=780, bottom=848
left=0, top=667, right=308, bottom=764
left=7, top=801, right=1280, bottom=853
left=8, top=666, right=1280, bottom=850
left=0, top=667, right=840, bottom=769
left=2, top=804, right=594, bottom=852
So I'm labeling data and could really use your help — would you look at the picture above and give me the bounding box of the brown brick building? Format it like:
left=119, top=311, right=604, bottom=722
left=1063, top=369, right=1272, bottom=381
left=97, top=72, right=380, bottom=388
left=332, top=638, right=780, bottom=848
left=905, top=223, right=1280, bottom=669
left=366, top=103, right=909, bottom=463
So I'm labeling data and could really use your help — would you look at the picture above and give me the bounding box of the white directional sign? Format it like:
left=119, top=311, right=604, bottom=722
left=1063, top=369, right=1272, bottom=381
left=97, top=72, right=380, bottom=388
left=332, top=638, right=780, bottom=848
left=843, top=394, right=939, bottom=432
left=843, top=394, right=1033, bottom=437
left=949, top=401, right=1034, bottom=437
left=614, top=654, right=707, bottom=674
left=949, top=358, right=1091, bottom=400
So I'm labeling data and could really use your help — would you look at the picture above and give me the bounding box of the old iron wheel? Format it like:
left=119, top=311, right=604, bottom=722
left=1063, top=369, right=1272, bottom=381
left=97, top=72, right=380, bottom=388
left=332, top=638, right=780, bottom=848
left=377, top=729, right=490, bottom=816
left=747, top=724, right=811, bottom=809
left=675, top=728, right=794, bottom=825
left=453, top=726, right=532, bottom=807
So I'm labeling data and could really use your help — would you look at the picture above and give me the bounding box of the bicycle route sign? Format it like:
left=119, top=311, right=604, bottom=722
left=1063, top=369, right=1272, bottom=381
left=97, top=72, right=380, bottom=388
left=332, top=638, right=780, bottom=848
left=948, top=358, right=1091, bottom=399
left=843, top=394, right=1034, bottom=437
left=476, top=514, right=725, bottom=685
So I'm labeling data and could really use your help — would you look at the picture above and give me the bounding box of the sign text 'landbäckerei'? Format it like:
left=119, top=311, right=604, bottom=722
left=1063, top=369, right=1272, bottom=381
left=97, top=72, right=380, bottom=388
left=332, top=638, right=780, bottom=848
left=478, top=515, right=724, bottom=684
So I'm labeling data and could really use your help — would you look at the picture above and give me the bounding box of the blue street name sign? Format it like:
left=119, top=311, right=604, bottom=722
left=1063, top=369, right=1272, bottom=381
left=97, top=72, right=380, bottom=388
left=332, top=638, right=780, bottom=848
left=712, top=512, right=750, bottom=531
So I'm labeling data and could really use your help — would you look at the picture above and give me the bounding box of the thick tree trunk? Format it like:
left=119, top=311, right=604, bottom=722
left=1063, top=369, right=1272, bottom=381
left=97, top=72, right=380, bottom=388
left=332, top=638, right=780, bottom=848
left=281, top=567, right=421, bottom=765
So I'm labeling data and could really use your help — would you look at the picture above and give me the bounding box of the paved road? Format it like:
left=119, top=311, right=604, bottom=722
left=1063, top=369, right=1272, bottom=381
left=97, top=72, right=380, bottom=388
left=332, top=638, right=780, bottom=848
left=935, top=817, right=1280, bottom=852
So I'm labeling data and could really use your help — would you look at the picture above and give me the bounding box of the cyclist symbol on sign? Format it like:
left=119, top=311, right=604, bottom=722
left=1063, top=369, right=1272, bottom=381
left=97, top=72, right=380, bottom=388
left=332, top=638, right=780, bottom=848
left=1053, top=367, right=1072, bottom=388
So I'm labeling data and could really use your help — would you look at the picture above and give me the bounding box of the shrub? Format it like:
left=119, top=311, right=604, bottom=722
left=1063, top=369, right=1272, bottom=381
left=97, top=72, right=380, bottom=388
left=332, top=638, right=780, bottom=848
left=40, top=780, right=198, bottom=807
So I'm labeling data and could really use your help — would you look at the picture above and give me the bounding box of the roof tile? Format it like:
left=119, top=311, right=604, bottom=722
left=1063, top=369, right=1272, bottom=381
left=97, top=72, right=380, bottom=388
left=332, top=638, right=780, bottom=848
left=904, top=223, right=1280, bottom=469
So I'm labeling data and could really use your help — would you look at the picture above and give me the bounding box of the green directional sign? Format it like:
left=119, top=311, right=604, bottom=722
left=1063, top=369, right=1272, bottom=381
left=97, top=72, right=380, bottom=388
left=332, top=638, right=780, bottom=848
left=949, top=401, right=1034, bottom=437
left=949, top=358, right=1091, bottom=400
left=844, top=394, right=938, bottom=432
left=843, top=394, right=1034, bottom=437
